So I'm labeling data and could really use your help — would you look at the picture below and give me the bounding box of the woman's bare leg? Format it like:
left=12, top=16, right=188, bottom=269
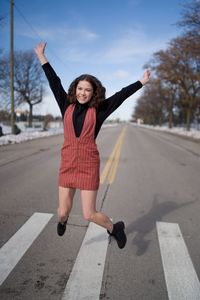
left=80, top=190, right=113, bottom=232
left=58, top=186, right=76, bottom=223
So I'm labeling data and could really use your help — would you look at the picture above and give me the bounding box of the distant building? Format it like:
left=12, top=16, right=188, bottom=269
left=15, top=109, right=29, bottom=121
left=137, top=118, right=144, bottom=125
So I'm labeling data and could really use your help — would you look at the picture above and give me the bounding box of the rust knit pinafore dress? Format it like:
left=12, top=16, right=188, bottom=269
left=59, top=104, right=100, bottom=190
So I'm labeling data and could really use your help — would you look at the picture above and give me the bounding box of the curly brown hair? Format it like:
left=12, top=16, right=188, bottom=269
left=67, top=74, right=106, bottom=108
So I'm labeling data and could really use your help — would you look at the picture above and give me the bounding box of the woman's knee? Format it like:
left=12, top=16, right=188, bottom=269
left=80, top=190, right=97, bottom=221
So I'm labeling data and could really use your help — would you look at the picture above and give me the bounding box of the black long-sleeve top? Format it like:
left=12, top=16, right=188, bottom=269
left=42, top=63, right=143, bottom=139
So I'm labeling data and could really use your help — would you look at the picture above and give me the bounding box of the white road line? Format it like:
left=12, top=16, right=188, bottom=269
left=0, top=212, right=53, bottom=286
left=157, top=221, right=200, bottom=300
left=62, top=222, right=109, bottom=300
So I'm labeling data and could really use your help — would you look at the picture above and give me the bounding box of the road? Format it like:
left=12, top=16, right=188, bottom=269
left=0, top=124, right=200, bottom=300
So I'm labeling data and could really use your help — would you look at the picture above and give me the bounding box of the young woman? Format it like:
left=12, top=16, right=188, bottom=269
left=34, top=42, right=150, bottom=249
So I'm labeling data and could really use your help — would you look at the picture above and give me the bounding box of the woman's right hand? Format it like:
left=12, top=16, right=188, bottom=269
left=34, top=42, right=46, bottom=56
left=34, top=42, right=48, bottom=65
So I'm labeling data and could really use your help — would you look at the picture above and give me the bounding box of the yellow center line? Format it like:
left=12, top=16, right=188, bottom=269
left=100, top=127, right=127, bottom=185
left=108, top=128, right=126, bottom=184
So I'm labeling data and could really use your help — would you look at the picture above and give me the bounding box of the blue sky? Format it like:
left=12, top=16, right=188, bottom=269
left=1, top=0, right=186, bottom=120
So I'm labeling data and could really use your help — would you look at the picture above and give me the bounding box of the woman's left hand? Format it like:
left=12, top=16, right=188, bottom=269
left=140, top=70, right=151, bottom=85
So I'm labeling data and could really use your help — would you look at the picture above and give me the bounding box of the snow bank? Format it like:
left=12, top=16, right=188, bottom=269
left=0, top=123, right=63, bottom=146
left=0, top=122, right=200, bottom=146
left=135, top=124, right=200, bottom=140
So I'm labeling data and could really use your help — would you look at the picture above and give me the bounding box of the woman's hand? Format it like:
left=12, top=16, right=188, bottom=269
left=140, top=70, right=151, bottom=85
left=34, top=42, right=48, bottom=65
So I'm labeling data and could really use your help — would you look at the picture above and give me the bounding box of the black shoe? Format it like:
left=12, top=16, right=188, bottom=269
left=108, top=221, right=127, bottom=249
left=57, top=218, right=68, bottom=236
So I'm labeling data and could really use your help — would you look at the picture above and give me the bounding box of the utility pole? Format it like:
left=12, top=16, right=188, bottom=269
left=10, top=0, right=15, bottom=134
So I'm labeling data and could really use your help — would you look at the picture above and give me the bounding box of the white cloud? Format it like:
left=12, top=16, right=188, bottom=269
left=18, top=24, right=99, bottom=42
left=99, top=28, right=169, bottom=64
left=52, top=26, right=165, bottom=66
left=113, top=70, right=130, bottom=78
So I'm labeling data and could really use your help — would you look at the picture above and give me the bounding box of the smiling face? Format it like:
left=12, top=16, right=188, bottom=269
left=76, top=80, right=94, bottom=104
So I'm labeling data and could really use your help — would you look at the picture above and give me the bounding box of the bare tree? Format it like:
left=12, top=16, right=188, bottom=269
left=133, top=0, right=200, bottom=129
left=178, top=0, right=200, bottom=35
left=169, top=37, right=200, bottom=130
left=147, top=34, right=200, bottom=130
left=0, top=55, right=10, bottom=110
left=0, top=50, right=45, bottom=127
left=0, top=15, right=6, bottom=27
left=148, top=52, right=181, bottom=128
left=133, top=79, right=166, bottom=126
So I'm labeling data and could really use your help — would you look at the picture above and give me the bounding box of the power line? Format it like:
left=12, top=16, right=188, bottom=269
left=14, top=4, right=42, bottom=40
left=13, top=2, right=71, bottom=69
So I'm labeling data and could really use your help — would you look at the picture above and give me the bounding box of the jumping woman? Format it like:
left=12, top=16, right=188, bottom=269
left=34, top=42, right=150, bottom=249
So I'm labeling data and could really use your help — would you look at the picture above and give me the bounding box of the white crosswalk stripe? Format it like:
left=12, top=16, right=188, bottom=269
left=62, top=222, right=109, bottom=300
left=157, top=221, right=200, bottom=300
left=0, top=212, right=53, bottom=286
left=1, top=217, right=200, bottom=299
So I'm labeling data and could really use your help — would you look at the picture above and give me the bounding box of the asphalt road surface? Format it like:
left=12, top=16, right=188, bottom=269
left=0, top=124, right=200, bottom=300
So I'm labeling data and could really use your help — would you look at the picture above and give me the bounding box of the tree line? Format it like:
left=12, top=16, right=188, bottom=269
left=133, top=0, right=200, bottom=130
